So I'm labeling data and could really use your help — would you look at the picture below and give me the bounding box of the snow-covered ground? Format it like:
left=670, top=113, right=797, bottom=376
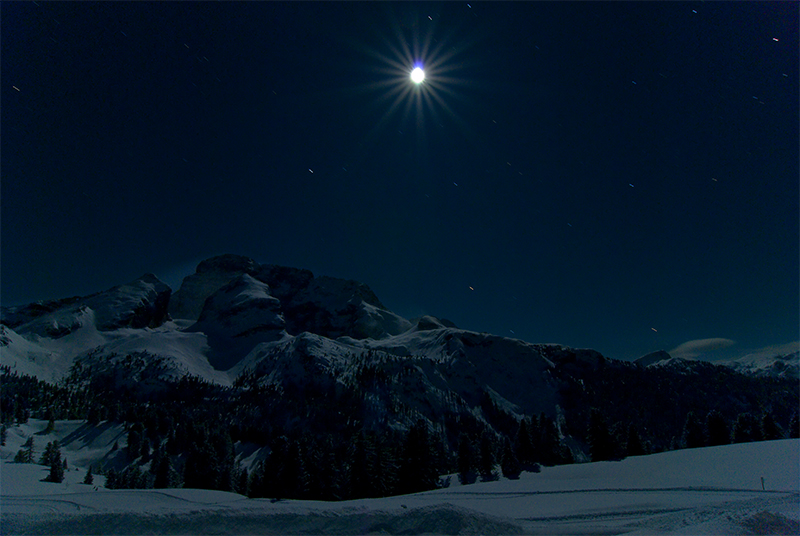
left=2, top=420, right=797, bottom=535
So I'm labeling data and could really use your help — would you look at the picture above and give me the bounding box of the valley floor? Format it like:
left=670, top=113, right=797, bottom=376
left=1, top=424, right=797, bottom=535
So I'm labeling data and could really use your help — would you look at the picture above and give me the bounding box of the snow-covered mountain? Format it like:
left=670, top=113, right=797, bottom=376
left=633, top=346, right=800, bottom=380
left=0, top=254, right=414, bottom=384
left=720, top=347, right=800, bottom=380
left=2, top=254, right=798, bottom=462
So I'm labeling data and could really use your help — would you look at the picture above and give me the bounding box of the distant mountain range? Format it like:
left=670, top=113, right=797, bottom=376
left=2, top=254, right=797, bottom=464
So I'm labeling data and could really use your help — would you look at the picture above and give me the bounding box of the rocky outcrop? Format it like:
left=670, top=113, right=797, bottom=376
left=92, top=273, right=171, bottom=330
left=172, top=255, right=412, bottom=344
left=279, top=275, right=411, bottom=340
left=189, top=274, right=286, bottom=369
left=168, top=254, right=259, bottom=320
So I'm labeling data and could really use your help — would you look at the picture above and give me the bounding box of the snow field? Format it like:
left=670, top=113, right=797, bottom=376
left=2, top=419, right=797, bottom=535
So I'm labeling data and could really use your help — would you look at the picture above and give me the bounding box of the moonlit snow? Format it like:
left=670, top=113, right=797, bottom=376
left=2, top=419, right=797, bottom=535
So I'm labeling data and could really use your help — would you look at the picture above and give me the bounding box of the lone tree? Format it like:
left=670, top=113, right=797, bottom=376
left=44, top=442, right=65, bottom=483
left=83, top=466, right=94, bottom=485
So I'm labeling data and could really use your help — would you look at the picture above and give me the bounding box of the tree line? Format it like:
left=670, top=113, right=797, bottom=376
left=2, top=351, right=798, bottom=500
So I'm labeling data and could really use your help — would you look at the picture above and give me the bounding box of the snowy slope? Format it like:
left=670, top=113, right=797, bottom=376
left=0, top=317, right=229, bottom=387
left=721, top=345, right=800, bottom=380
left=2, top=421, right=797, bottom=535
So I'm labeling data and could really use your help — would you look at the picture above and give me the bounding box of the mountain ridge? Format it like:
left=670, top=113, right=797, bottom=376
left=1, top=254, right=797, bottom=500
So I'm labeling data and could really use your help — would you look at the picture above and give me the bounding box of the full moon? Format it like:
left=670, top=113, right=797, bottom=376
left=410, top=67, right=425, bottom=84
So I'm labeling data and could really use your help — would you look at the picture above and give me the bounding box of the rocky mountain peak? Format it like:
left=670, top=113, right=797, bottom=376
left=171, top=255, right=412, bottom=361
left=195, top=254, right=259, bottom=275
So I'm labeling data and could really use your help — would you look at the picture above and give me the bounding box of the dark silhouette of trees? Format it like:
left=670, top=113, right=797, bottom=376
left=478, top=431, right=498, bottom=482
left=514, top=417, right=538, bottom=471
left=683, top=411, right=705, bottom=449
left=626, top=424, right=646, bottom=456
left=588, top=409, right=614, bottom=462
left=761, top=412, right=781, bottom=441
left=397, top=420, right=440, bottom=494
left=500, top=436, right=521, bottom=479
left=733, top=413, right=763, bottom=443
left=457, top=433, right=477, bottom=484
left=706, top=410, right=730, bottom=446
left=15, top=436, right=35, bottom=463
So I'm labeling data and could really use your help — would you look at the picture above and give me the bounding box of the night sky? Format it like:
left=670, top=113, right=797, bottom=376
left=3, top=2, right=798, bottom=362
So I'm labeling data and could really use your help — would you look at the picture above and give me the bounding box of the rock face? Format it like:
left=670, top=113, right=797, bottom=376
left=0, top=273, right=171, bottom=337
left=92, top=273, right=172, bottom=331
left=189, top=274, right=286, bottom=370
left=172, top=255, right=412, bottom=345
left=168, top=254, right=259, bottom=320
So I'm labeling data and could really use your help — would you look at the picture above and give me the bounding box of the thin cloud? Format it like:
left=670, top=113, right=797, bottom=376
left=670, top=338, right=736, bottom=360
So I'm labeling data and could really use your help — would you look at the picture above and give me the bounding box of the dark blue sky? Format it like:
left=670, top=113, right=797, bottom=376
left=3, top=2, right=798, bottom=361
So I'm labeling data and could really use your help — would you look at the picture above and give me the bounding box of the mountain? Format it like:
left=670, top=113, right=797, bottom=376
left=2, top=273, right=171, bottom=336
left=2, top=254, right=798, bottom=498
left=633, top=350, right=673, bottom=367
left=720, top=348, right=800, bottom=380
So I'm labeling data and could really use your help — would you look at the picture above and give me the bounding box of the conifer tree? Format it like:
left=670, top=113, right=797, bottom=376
left=457, top=433, right=477, bottom=485
left=500, top=436, right=521, bottom=480
left=626, top=424, right=646, bottom=456
left=127, top=422, right=144, bottom=459
left=105, top=468, right=118, bottom=489
left=83, top=466, right=94, bottom=485
left=45, top=445, right=64, bottom=483
left=789, top=413, right=800, bottom=439
left=282, top=440, right=308, bottom=499
left=234, top=465, right=249, bottom=496
left=372, top=434, right=397, bottom=498
left=733, top=413, right=762, bottom=443
left=705, top=410, right=730, bottom=446
left=15, top=436, right=35, bottom=464
left=397, top=420, right=439, bottom=494
left=761, top=412, right=781, bottom=441
left=514, top=417, right=537, bottom=471
left=683, top=411, right=705, bottom=449
left=154, top=456, right=179, bottom=489
left=141, top=438, right=151, bottom=462
left=184, top=441, right=218, bottom=490
left=41, top=440, right=62, bottom=467
left=349, top=431, right=374, bottom=498
left=247, top=460, right=266, bottom=498
left=479, top=431, right=498, bottom=482
left=44, top=415, right=55, bottom=434
left=588, top=409, right=614, bottom=462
